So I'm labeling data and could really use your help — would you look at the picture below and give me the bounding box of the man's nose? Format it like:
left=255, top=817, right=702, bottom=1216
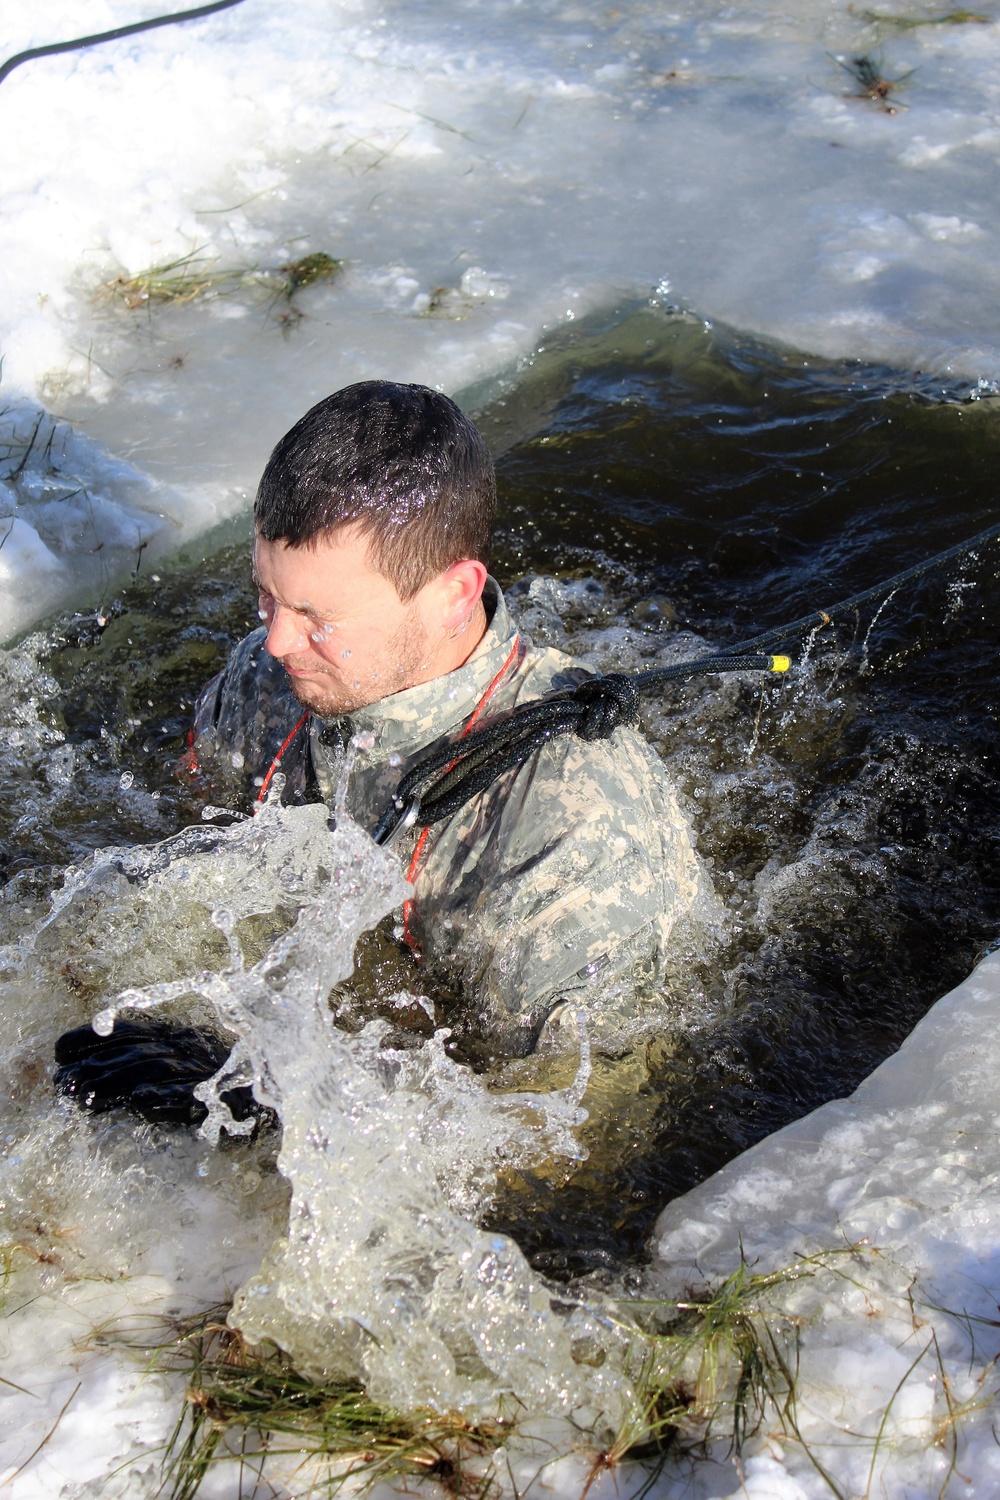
left=264, top=605, right=309, bottom=659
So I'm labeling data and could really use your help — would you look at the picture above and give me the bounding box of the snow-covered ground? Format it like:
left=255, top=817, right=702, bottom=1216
left=647, top=946, right=1000, bottom=1498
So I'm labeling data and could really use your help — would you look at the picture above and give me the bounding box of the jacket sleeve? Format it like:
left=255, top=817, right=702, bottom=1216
left=189, top=628, right=312, bottom=804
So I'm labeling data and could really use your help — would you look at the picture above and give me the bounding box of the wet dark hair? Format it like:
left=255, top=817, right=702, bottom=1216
left=254, top=381, right=496, bottom=599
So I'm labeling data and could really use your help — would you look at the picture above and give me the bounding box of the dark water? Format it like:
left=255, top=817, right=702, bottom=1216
left=481, top=304, right=1000, bottom=1272
left=6, top=300, right=1000, bottom=1276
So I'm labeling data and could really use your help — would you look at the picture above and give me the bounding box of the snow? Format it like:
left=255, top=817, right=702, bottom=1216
left=0, top=398, right=203, bottom=639
left=647, top=947, right=1000, bottom=1497
left=2, top=0, right=1000, bottom=634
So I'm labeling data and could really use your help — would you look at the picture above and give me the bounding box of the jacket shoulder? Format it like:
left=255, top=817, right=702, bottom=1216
left=192, top=628, right=309, bottom=796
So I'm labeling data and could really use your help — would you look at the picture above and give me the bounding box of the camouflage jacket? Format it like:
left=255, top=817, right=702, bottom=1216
left=192, top=580, right=701, bottom=1056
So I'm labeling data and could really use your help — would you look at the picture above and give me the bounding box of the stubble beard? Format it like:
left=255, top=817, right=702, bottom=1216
left=282, top=612, right=432, bottom=719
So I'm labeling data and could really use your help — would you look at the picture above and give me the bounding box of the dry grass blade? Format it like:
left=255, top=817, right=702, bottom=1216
left=0, top=1381, right=81, bottom=1489
left=849, top=6, right=987, bottom=26
left=99, top=248, right=344, bottom=315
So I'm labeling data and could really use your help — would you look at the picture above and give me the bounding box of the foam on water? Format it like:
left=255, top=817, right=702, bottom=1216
left=11, top=795, right=649, bottom=1431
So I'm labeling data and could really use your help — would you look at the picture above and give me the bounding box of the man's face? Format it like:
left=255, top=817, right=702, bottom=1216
left=252, top=527, right=436, bottom=717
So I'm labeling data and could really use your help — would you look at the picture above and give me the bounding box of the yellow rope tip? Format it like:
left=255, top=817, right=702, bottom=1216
left=769, top=655, right=791, bottom=673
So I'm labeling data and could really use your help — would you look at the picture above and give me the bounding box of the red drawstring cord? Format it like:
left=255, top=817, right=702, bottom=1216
left=255, top=713, right=310, bottom=805
left=402, top=636, right=521, bottom=952
left=180, top=726, right=199, bottom=777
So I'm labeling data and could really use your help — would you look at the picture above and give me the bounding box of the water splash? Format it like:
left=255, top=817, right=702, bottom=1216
left=87, top=799, right=626, bottom=1421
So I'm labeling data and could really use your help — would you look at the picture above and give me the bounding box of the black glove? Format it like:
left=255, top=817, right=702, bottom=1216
left=54, top=1017, right=270, bottom=1130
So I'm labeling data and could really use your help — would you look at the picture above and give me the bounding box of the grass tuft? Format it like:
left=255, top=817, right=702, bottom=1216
left=279, top=252, right=344, bottom=293
left=147, top=1313, right=511, bottom=1500
left=99, top=248, right=344, bottom=318
left=101, top=249, right=238, bottom=309
left=600, top=1245, right=871, bottom=1493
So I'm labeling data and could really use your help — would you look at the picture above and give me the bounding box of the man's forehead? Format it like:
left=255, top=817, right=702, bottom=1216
left=252, top=526, right=402, bottom=613
left=253, top=524, right=373, bottom=570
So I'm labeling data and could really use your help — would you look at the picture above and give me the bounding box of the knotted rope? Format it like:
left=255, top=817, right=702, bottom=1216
left=372, top=651, right=787, bottom=845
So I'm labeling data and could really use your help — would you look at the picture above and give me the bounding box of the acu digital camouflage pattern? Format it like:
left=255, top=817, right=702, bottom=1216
left=193, top=579, right=702, bottom=1057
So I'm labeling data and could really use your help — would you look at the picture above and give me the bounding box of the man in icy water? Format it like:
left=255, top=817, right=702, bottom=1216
left=57, top=381, right=700, bottom=1118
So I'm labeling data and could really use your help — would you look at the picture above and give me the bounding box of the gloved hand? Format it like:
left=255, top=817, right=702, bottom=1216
left=54, top=1017, right=271, bottom=1130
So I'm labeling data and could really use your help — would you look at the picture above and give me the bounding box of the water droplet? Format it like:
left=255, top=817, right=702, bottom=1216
left=119, top=771, right=134, bottom=790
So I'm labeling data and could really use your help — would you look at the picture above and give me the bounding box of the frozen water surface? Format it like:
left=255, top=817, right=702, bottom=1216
left=647, top=949, right=1000, bottom=1498
left=2, top=0, right=1000, bottom=629
left=2, top=0, right=1000, bottom=1496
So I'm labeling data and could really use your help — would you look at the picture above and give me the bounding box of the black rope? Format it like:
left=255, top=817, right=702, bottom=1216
left=373, top=517, right=1000, bottom=847
left=372, top=654, right=782, bottom=844
left=0, top=0, right=248, bottom=88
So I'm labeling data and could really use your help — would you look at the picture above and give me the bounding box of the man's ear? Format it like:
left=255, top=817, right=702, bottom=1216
left=436, top=559, right=488, bottom=629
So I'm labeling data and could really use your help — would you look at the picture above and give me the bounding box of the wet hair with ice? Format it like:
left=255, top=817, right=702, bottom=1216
left=254, top=381, right=496, bottom=600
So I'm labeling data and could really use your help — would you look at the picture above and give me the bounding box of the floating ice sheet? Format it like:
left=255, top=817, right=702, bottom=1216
left=647, top=947, right=1000, bottom=1496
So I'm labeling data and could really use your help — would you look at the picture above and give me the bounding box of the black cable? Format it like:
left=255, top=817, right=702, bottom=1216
left=373, top=518, right=1000, bottom=845
left=0, top=0, right=248, bottom=88
left=710, top=516, right=1000, bottom=661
